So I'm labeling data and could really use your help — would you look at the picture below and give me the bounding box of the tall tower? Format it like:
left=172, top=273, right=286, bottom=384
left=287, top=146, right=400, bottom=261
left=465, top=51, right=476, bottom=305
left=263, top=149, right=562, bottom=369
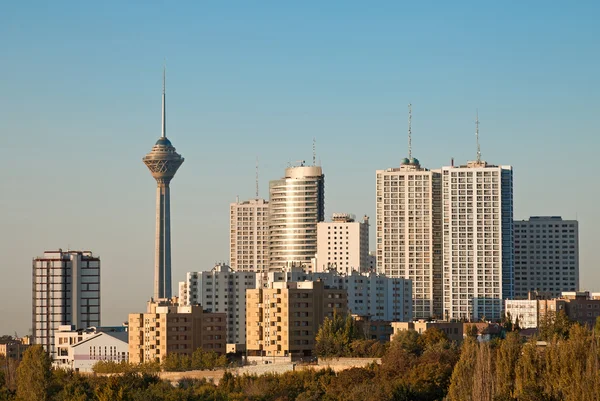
left=143, top=68, right=184, bottom=299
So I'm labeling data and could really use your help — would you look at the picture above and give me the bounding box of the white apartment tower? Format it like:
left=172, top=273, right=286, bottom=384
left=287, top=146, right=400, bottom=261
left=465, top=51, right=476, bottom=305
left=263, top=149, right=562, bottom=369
left=269, top=163, right=325, bottom=271
left=513, top=216, right=578, bottom=299
left=178, top=264, right=258, bottom=349
left=32, top=250, right=101, bottom=359
left=441, top=159, right=514, bottom=321
left=229, top=198, right=269, bottom=272
left=315, top=213, right=370, bottom=273
left=376, top=106, right=443, bottom=319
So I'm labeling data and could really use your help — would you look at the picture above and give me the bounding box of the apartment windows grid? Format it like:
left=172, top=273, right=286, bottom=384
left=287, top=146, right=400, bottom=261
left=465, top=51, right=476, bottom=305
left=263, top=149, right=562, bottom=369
left=230, top=199, right=269, bottom=273
left=315, top=214, right=370, bottom=273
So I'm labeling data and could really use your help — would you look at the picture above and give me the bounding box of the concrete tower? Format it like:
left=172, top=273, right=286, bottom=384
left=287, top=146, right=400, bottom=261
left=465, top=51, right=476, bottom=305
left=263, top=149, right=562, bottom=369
left=143, top=68, right=184, bottom=299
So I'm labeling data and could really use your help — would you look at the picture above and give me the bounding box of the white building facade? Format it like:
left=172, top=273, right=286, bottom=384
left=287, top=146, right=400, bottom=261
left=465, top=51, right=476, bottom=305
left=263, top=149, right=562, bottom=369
left=269, top=165, right=325, bottom=271
left=32, top=250, right=101, bottom=359
left=504, top=300, right=538, bottom=329
left=376, top=160, right=443, bottom=319
left=441, top=161, right=514, bottom=321
left=178, top=264, right=258, bottom=349
left=229, top=198, right=270, bottom=273
left=54, top=325, right=128, bottom=372
left=315, top=213, right=369, bottom=273
left=513, top=216, right=578, bottom=299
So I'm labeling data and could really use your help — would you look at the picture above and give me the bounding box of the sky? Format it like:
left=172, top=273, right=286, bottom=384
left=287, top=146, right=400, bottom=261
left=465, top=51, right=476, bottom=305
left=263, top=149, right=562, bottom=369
left=0, top=1, right=599, bottom=335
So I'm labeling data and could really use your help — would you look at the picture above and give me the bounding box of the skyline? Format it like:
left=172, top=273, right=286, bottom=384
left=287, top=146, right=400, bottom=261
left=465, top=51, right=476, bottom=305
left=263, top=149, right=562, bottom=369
left=1, top=1, right=599, bottom=335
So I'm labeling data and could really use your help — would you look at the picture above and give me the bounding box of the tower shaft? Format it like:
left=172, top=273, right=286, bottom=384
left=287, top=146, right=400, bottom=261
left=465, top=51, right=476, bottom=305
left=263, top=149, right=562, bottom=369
left=154, top=182, right=172, bottom=299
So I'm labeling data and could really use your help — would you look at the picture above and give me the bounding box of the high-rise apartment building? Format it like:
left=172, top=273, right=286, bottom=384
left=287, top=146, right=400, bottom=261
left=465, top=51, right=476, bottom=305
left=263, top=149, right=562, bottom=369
left=315, top=213, right=370, bottom=273
left=246, top=281, right=346, bottom=358
left=441, top=160, right=514, bottom=321
left=229, top=198, right=269, bottom=272
left=128, top=298, right=226, bottom=364
left=513, top=216, right=578, bottom=299
left=376, top=159, right=443, bottom=319
left=32, top=250, right=101, bottom=359
left=269, top=164, right=325, bottom=271
left=143, top=70, right=184, bottom=299
left=178, top=264, right=258, bottom=350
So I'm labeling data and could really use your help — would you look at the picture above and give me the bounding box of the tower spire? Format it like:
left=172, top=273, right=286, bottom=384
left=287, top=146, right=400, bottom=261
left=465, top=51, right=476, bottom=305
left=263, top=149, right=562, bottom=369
left=161, top=63, right=166, bottom=138
left=255, top=156, right=259, bottom=199
left=476, top=109, right=481, bottom=162
left=312, top=137, right=316, bottom=166
left=408, top=103, right=412, bottom=160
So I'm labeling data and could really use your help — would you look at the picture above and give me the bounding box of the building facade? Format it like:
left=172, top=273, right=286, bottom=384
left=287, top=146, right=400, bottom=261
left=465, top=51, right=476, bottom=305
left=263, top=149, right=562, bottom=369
left=178, top=264, right=258, bottom=350
left=128, top=298, right=226, bottom=364
left=315, top=213, right=370, bottom=273
left=376, top=159, right=443, bottom=319
left=246, top=281, right=346, bottom=358
left=441, top=161, right=514, bottom=321
left=513, top=216, right=579, bottom=299
left=269, top=165, right=325, bottom=271
left=0, top=341, right=31, bottom=361
left=142, top=71, right=184, bottom=299
left=230, top=198, right=270, bottom=273
left=54, top=325, right=128, bottom=372
left=32, top=250, right=101, bottom=359
left=391, top=321, right=464, bottom=343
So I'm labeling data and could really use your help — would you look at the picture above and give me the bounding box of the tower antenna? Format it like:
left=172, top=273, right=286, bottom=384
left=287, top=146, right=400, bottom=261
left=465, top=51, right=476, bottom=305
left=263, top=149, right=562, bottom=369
left=476, top=109, right=481, bottom=162
left=161, top=62, right=166, bottom=138
left=312, top=137, right=316, bottom=166
left=255, top=156, right=259, bottom=199
left=408, top=103, right=412, bottom=160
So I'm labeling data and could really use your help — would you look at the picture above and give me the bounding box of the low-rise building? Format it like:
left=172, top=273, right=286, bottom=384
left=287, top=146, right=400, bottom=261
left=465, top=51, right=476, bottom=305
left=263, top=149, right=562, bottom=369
left=178, top=264, right=257, bottom=352
left=128, top=298, right=226, bottom=364
left=0, top=341, right=31, bottom=361
left=246, top=280, right=347, bottom=359
left=391, top=321, right=464, bottom=343
left=54, top=325, right=128, bottom=372
left=353, top=316, right=393, bottom=342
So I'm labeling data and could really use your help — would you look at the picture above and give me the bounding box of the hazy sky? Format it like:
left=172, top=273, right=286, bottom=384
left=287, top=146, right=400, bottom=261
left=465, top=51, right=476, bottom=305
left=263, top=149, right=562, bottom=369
left=1, top=1, right=598, bottom=335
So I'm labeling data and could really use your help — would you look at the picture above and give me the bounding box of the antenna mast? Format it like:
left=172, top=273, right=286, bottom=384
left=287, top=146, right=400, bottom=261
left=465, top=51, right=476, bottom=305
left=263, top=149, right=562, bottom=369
left=476, top=109, right=481, bottom=162
left=312, top=138, right=316, bottom=166
left=255, top=156, right=259, bottom=199
left=161, top=62, right=166, bottom=138
left=408, top=103, right=412, bottom=160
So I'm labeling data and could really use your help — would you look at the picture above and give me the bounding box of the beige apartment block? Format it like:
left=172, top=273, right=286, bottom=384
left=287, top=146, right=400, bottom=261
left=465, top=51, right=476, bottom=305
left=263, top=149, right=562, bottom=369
left=0, top=342, right=31, bottom=361
left=376, top=159, right=443, bottom=319
left=128, top=298, right=226, bottom=364
left=315, top=213, right=370, bottom=273
left=391, top=321, right=464, bottom=343
left=230, top=198, right=269, bottom=273
left=246, top=281, right=346, bottom=358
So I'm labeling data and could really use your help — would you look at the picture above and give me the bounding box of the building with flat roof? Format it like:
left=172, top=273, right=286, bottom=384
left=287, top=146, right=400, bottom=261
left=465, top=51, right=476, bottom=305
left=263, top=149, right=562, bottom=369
left=230, top=198, right=270, bottom=273
left=128, top=298, right=226, bottom=364
left=269, top=164, right=325, bottom=271
left=178, top=264, right=258, bottom=351
left=315, top=213, right=370, bottom=274
left=513, top=216, right=578, bottom=299
left=246, top=280, right=346, bottom=358
left=0, top=341, right=31, bottom=361
left=32, top=249, right=101, bottom=359
left=391, top=321, right=464, bottom=343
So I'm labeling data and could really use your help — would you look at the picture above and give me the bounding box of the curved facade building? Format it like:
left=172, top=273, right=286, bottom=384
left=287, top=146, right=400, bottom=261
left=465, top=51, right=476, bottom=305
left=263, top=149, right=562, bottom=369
left=269, top=166, right=324, bottom=271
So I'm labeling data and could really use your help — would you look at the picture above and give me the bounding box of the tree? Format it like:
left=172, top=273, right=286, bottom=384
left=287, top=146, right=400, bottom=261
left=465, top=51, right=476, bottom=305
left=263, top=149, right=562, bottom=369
left=447, top=337, right=478, bottom=401
left=16, top=345, right=52, bottom=401
left=538, top=310, right=571, bottom=341
left=417, top=327, right=448, bottom=349
left=314, top=311, right=358, bottom=358
left=494, top=331, right=522, bottom=400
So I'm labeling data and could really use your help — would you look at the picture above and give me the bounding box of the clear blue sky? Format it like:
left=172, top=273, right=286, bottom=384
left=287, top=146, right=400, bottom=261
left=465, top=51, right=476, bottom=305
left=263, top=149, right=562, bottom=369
left=1, top=1, right=598, bottom=335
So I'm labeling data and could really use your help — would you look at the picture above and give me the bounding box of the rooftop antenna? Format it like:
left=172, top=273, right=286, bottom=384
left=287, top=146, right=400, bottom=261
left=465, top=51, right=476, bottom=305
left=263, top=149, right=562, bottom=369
left=408, top=103, right=412, bottom=160
left=312, top=138, right=316, bottom=166
left=476, top=109, right=481, bottom=162
left=255, top=156, right=259, bottom=199
left=161, top=61, right=166, bottom=138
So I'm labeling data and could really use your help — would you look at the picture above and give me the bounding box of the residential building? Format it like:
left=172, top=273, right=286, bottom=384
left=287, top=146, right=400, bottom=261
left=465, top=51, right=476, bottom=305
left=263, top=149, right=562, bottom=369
left=513, top=216, right=579, bottom=299
left=354, top=316, right=394, bottom=342
left=142, top=70, right=184, bottom=299
left=32, top=249, right=101, bottom=359
left=367, top=252, right=376, bottom=272
left=265, top=266, right=413, bottom=322
left=0, top=341, right=31, bottom=361
left=269, top=164, right=325, bottom=271
left=463, top=322, right=503, bottom=342
left=246, top=280, right=346, bottom=358
left=391, top=321, right=464, bottom=343
left=441, top=160, right=513, bottom=321
left=128, top=298, right=226, bottom=364
left=376, top=158, right=443, bottom=319
left=54, top=325, right=128, bottom=372
left=314, top=213, right=370, bottom=273
left=504, top=300, right=539, bottom=329
left=178, top=264, right=258, bottom=351
left=230, top=198, right=270, bottom=273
